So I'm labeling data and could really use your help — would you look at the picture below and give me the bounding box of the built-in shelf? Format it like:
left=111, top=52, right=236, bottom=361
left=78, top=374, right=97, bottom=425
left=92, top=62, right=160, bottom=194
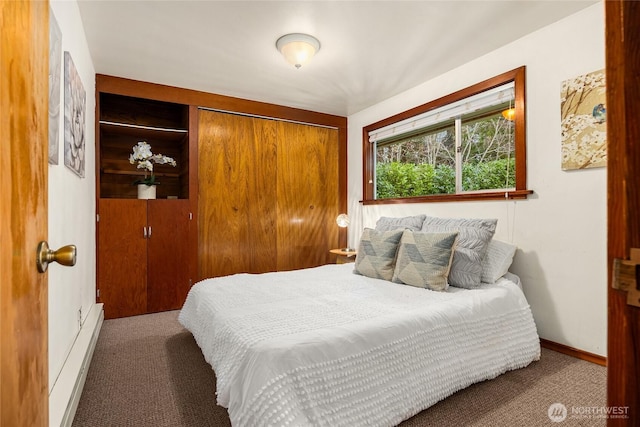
left=98, top=93, right=190, bottom=199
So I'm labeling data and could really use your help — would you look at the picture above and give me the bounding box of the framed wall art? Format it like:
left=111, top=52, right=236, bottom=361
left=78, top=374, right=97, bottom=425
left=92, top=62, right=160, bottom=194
left=64, top=51, right=86, bottom=178
left=48, top=10, right=62, bottom=165
left=560, top=69, right=606, bottom=171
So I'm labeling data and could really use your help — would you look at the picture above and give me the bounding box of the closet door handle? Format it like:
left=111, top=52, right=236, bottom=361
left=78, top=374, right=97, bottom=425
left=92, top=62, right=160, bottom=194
left=143, top=227, right=148, bottom=239
left=148, top=226, right=152, bottom=238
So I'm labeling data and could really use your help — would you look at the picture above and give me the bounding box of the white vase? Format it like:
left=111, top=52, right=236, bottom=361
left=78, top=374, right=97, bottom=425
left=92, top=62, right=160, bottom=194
left=137, top=184, right=156, bottom=199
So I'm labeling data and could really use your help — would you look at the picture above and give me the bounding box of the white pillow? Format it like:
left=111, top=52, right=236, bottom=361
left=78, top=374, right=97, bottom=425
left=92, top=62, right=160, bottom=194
left=481, top=239, right=517, bottom=283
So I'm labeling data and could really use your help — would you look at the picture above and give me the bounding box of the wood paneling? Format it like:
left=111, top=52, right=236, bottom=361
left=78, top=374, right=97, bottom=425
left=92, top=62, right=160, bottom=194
left=606, top=1, right=640, bottom=425
left=198, top=111, right=278, bottom=278
left=276, top=121, right=339, bottom=271
left=0, top=1, right=49, bottom=424
left=96, top=74, right=346, bottom=130
left=147, top=200, right=191, bottom=312
left=198, top=110, right=340, bottom=279
left=96, top=75, right=346, bottom=310
left=98, top=200, right=148, bottom=319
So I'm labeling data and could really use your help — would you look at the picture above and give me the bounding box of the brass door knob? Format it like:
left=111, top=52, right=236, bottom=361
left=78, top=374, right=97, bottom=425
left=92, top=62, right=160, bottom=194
left=36, top=241, right=77, bottom=273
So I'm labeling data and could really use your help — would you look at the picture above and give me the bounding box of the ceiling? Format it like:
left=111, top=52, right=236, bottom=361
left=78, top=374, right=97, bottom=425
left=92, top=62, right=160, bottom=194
left=77, top=0, right=598, bottom=117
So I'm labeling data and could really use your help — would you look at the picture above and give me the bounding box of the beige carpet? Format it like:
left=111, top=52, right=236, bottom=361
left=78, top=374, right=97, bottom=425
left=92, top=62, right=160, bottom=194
left=72, top=310, right=606, bottom=427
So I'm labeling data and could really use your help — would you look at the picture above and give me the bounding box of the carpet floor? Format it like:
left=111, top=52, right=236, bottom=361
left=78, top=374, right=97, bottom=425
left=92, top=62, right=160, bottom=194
left=72, top=310, right=606, bottom=427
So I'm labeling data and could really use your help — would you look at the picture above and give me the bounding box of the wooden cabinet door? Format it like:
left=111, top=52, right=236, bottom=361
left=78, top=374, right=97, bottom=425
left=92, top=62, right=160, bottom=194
left=147, top=199, right=191, bottom=312
left=98, top=199, right=148, bottom=319
left=276, top=121, right=340, bottom=271
left=198, top=110, right=278, bottom=279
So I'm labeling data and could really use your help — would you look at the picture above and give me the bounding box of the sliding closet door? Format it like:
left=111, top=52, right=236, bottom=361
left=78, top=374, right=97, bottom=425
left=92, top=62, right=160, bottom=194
left=276, top=121, right=340, bottom=271
left=198, top=109, right=340, bottom=278
left=198, top=110, right=278, bottom=278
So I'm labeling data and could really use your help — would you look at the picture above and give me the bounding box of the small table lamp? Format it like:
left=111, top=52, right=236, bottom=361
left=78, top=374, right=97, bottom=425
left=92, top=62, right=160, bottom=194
left=336, top=213, right=355, bottom=252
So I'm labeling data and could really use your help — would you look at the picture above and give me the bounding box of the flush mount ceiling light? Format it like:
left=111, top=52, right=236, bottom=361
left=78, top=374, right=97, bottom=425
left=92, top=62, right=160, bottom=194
left=276, top=33, right=321, bottom=69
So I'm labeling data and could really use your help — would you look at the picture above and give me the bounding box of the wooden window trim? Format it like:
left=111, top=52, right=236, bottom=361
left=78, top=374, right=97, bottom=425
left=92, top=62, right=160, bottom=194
left=362, top=66, right=531, bottom=204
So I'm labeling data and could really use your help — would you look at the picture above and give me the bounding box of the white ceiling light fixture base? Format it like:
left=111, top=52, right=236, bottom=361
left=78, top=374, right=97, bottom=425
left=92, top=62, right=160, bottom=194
left=276, top=33, right=320, bottom=69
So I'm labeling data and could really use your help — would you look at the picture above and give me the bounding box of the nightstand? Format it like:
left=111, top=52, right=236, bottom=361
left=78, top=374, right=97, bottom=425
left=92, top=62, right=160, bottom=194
left=330, top=248, right=357, bottom=264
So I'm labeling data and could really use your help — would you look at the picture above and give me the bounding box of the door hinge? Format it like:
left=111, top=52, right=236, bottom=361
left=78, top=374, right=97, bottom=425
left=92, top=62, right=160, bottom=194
left=96, top=289, right=100, bottom=299
left=96, top=214, right=100, bottom=222
left=612, top=248, right=640, bottom=308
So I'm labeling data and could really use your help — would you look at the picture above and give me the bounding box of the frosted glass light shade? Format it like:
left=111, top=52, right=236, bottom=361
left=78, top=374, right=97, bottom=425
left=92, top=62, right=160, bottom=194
left=336, top=213, right=350, bottom=228
left=502, top=108, right=516, bottom=121
left=276, top=33, right=320, bottom=69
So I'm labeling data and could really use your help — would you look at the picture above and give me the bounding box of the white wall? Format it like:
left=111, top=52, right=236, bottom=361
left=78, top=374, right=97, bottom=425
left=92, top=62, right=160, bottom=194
left=347, top=4, right=606, bottom=356
left=48, top=1, right=100, bottom=425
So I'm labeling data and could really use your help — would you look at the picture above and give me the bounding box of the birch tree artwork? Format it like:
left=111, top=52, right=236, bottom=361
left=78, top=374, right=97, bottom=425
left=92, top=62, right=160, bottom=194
left=560, top=69, right=606, bottom=170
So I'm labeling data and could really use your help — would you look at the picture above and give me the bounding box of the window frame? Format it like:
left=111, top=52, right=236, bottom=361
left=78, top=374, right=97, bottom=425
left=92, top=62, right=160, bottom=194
left=362, top=66, right=531, bottom=204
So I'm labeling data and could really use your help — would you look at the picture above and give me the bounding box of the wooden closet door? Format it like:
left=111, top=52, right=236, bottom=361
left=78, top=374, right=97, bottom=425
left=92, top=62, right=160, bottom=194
left=147, top=199, right=191, bottom=312
left=98, top=199, right=148, bottom=319
left=276, top=121, right=340, bottom=271
left=198, top=110, right=278, bottom=278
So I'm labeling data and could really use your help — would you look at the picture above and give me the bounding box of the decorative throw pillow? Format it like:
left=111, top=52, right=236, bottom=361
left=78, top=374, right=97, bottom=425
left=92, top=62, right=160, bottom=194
left=392, top=230, right=458, bottom=291
left=421, top=216, right=497, bottom=289
left=353, top=228, right=404, bottom=281
left=375, top=215, right=426, bottom=232
left=481, top=239, right=517, bottom=283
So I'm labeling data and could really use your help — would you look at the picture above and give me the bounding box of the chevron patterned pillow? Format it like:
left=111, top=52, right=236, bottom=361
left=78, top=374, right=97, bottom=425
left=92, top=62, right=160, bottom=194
left=392, top=230, right=458, bottom=291
left=353, top=228, right=404, bottom=281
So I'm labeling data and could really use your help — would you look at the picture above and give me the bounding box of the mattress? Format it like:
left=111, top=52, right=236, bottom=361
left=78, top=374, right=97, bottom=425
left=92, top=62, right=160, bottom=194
left=179, top=263, right=540, bottom=426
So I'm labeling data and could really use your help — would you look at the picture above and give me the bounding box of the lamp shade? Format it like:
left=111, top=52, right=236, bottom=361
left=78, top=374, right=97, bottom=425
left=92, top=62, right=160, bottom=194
left=276, top=33, right=320, bottom=69
left=502, top=108, right=516, bottom=121
left=336, top=213, right=350, bottom=228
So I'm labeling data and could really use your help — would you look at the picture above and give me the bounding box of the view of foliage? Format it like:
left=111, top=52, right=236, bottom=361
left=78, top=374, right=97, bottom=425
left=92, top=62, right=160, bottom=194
left=376, top=113, right=515, bottom=199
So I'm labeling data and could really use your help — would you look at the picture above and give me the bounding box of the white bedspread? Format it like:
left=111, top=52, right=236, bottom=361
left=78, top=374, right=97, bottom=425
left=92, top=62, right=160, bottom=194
left=179, top=263, right=540, bottom=427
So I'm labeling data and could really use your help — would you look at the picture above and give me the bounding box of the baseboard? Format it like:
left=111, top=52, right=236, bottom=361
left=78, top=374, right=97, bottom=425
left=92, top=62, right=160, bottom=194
left=540, top=338, right=607, bottom=366
left=49, top=303, right=104, bottom=427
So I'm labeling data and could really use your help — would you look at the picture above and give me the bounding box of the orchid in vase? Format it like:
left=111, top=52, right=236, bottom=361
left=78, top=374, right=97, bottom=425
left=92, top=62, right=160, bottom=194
left=129, top=141, right=177, bottom=186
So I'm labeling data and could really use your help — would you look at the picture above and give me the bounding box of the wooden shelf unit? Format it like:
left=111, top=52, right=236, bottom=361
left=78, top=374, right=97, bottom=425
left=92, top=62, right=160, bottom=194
left=96, top=78, right=197, bottom=319
left=98, top=93, right=190, bottom=199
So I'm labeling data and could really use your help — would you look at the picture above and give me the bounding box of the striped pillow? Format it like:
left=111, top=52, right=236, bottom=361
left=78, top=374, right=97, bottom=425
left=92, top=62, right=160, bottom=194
left=421, top=216, right=497, bottom=289
left=374, top=215, right=426, bottom=232
left=481, top=239, right=517, bottom=283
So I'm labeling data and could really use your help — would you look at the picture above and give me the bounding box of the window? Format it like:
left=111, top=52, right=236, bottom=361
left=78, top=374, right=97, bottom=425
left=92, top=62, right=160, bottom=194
left=362, top=66, right=531, bottom=204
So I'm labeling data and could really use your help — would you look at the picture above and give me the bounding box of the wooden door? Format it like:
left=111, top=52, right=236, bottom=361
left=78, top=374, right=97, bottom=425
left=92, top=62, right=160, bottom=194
left=0, top=1, right=49, bottom=425
left=198, top=110, right=278, bottom=278
left=147, top=199, right=191, bottom=312
left=276, top=121, right=340, bottom=271
left=606, top=1, right=640, bottom=425
left=98, top=199, right=148, bottom=319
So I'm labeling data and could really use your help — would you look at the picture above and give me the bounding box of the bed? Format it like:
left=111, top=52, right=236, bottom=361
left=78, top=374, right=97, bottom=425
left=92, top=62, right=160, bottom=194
left=179, top=262, right=540, bottom=426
